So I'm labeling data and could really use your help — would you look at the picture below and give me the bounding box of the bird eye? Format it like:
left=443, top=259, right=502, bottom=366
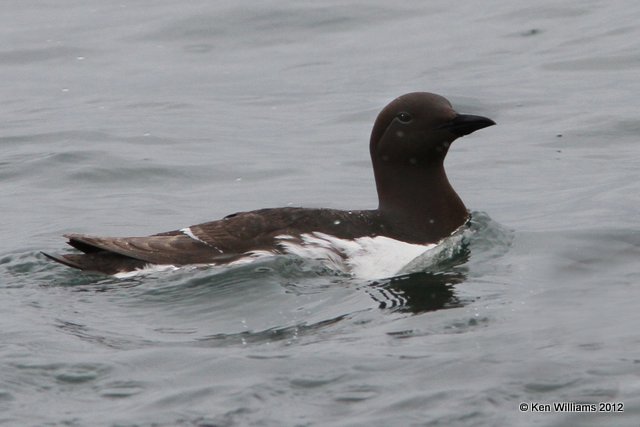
left=397, top=112, right=412, bottom=123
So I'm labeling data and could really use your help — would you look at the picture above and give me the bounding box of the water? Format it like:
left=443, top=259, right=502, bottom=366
left=1, top=1, right=640, bottom=426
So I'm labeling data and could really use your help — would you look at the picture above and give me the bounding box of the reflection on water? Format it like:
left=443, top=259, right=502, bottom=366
left=365, top=238, right=470, bottom=313
left=363, top=211, right=512, bottom=314
left=366, top=270, right=468, bottom=313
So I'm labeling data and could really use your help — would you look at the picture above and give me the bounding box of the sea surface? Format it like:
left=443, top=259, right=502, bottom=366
left=1, top=1, right=639, bottom=426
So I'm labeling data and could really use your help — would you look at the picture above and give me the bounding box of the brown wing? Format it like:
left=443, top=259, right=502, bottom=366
left=45, top=232, right=240, bottom=275
left=181, top=208, right=319, bottom=252
left=45, top=207, right=382, bottom=274
left=180, top=207, right=384, bottom=251
left=63, top=233, right=237, bottom=265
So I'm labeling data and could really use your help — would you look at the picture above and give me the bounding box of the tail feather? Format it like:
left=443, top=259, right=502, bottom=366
left=42, top=251, right=148, bottom=275
left=41, top=252, right=83, bottom=269
left=46, top=231, right=232, bottom=275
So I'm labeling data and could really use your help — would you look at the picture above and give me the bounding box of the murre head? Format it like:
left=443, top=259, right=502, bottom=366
left=369, top=92, right=495, bottom=241
left=370, top=92, right=495, bottom=167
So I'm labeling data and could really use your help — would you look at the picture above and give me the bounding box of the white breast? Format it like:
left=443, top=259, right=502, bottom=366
left=275, top=232, right=438, bottom=280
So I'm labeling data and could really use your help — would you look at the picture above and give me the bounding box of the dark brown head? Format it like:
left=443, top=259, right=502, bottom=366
left=370, top=92, right=495, bottom=167
left=369, top=92, right=495, bottom=241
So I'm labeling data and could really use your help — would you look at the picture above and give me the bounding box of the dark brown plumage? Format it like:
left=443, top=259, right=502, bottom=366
left=44, top=92, right=495, bottom=275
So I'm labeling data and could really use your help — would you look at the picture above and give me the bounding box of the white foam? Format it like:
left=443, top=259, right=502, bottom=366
left=274, top=234, right=295, bottom=240
left=113, top=264, right=179, bottom=278
left=227, top=250, right=274, bottom=266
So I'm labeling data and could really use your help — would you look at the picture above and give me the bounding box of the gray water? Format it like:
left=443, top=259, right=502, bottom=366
left=2, top=1, right=639, bottom=426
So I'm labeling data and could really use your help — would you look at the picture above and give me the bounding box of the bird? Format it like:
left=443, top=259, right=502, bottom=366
left=43, top=92, right=495, bottom=277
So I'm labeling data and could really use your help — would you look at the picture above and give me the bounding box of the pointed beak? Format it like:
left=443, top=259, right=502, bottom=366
left=439, top=114, right=496, bottom=137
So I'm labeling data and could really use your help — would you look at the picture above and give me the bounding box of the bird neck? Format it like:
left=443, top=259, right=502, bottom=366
left=373, top=161, right=468, bottom=242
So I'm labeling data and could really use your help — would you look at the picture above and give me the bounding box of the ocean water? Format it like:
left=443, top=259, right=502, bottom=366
left=1, top=1, right=639, bottom=426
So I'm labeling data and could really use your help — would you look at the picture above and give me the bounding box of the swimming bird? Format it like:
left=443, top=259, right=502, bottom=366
left=43, top=92, right=495, bottom=276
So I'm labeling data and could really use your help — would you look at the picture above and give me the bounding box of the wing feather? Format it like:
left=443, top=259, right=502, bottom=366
left=47, top=207, right=382, bottom=274
left=64, top=233, right=237, bottom=265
